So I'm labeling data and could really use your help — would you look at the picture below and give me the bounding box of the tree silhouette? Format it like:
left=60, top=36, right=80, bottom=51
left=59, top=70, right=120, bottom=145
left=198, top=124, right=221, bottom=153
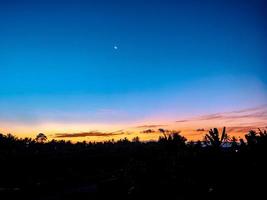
left=245, top=130, right=257, bottom=146
left=231, top=136, right=238, bottom=150
left=132, top=136, right=140, bottom=143
left=35, top=133, right=47, bottom=143
left=258, top=128, right=267, bottom=137
left=245, top=129, right=267, bottom=147
left=0, top=127, right=266, bottom=200
left=169, top=132, right=186, bottom=143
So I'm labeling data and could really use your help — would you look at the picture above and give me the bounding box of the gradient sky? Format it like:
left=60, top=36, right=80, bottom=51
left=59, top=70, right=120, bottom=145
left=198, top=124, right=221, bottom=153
left=0, top=0, right=266, bottom=140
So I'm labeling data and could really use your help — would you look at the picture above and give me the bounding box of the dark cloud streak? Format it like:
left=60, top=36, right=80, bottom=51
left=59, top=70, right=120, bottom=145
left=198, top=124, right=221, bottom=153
left=54, top=131, right=125, bottom=138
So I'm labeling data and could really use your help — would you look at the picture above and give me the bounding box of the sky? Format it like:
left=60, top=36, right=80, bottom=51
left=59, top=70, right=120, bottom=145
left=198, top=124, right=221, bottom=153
left=0, top=0, right=266, bottom=141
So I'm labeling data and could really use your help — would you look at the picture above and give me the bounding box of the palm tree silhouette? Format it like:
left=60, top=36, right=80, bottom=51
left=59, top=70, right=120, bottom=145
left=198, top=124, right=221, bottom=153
left=204, top=127, right=228, bottom=148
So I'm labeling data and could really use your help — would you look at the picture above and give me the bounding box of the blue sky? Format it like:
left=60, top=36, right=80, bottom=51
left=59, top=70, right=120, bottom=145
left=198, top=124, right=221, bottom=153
left=0, top=0, right=266, bottom=139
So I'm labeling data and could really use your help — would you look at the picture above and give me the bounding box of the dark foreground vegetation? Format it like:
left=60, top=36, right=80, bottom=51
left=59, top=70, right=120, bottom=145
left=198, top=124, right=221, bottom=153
left=0, top=128, right=267, bottom=200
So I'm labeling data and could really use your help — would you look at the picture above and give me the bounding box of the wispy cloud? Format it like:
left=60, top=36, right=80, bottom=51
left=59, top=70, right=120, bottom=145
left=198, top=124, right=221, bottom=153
left=227, top=105, right=267, bottom=114
left=197, top=114, right=223, bottom=120
left=176, top=120, right=189, bottom=123
left=135, top=124, right=168, bottom=129
left=226, top=126, right=260, bottom=133
left=176, top=105, right=267, bottom=123
left=197, top=112, right=267, bottom=121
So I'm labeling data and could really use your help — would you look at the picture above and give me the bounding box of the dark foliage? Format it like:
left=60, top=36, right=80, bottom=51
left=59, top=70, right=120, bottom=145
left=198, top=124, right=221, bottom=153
left=0, top=128, right=266, bottom=200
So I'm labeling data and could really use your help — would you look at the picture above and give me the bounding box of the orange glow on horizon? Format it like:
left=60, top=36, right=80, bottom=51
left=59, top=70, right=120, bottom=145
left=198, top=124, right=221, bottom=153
left=1, top=105, right=266, bottom=142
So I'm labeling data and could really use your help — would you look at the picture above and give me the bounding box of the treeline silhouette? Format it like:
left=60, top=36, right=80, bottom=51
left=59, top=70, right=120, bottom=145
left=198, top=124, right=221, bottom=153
left=0, top=128, right=267, bottom=200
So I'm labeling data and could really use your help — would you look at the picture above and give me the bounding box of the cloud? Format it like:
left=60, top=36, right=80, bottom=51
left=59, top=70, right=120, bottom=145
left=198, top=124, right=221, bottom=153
left=54, top=130, right=125, bottom=138
left=196, top=128, right=205, bottom=132
left=227, top=105, right=267, bottom=114
left=176, top=120, right=189, bottom=123
left=197, top=111, right=267, bottom=121
left=226, top=126, right=261, bottom=134
left=141, top=129, right=156, bottom=134
left=197, top=114, right=224, bottom=120
left=135, top=124, right=168, bottom=128
left=175, top=105, right=267, bottom=123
